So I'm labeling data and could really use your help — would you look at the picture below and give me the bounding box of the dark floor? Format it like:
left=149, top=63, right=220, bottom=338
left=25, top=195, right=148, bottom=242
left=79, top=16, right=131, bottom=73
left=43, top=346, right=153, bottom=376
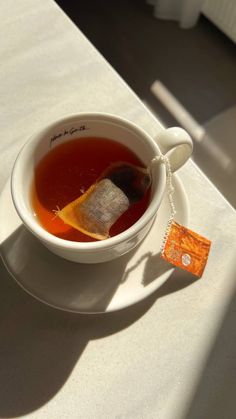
left=56, top=0, right=236, bottom=207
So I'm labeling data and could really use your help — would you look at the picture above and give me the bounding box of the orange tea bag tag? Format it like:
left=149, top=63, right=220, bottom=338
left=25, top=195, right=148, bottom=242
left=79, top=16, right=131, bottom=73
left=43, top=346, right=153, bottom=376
left=162, top=221, right=211, bottom=277
left=152, top=155, right=211, bottom=277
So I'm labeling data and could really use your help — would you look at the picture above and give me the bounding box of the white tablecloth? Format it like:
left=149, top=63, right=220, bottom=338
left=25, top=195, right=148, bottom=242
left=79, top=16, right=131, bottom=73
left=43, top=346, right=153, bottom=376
left=0, top=1, right=236, bottom=418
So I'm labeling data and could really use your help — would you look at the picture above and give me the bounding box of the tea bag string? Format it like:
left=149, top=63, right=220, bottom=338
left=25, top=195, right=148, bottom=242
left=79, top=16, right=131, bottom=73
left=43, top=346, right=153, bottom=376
left=151, top=155, right=176, bottom=254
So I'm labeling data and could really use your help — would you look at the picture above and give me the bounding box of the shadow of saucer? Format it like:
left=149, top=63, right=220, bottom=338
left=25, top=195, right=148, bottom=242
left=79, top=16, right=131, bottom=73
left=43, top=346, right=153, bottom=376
left=1, top=226, right=140, bottom=313
left=0, top=226, right=197, bottom=417
left=0, top=250, right=162, bottom=418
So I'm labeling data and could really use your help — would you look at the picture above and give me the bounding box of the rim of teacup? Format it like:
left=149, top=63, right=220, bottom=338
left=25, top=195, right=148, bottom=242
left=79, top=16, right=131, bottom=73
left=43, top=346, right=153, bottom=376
left=11, top=112, right=166, bottom=252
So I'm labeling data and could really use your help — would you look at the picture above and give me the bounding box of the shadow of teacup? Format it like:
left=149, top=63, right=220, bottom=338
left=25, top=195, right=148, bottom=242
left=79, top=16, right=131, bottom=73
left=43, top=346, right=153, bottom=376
left=121, top=250, right=172, bottom=286
left=2, top=226, right=143, bottom=313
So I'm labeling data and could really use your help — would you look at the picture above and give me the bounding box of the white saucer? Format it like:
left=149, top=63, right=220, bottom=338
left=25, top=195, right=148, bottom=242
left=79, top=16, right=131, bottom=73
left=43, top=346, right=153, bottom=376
left=0, top=177, right=189, bottom=313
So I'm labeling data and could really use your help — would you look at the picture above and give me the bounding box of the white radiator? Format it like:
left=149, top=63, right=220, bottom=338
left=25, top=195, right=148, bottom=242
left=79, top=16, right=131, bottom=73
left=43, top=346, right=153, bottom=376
left=202, top=0, right=236, bottom=43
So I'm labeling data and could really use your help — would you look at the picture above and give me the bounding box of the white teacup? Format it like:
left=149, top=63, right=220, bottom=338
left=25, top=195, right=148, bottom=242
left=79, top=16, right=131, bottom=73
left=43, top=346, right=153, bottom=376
left=11, top=113, right=192, bottom=263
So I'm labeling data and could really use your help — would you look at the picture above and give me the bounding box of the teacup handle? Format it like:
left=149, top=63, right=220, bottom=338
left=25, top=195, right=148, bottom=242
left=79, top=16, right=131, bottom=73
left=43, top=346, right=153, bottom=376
left=155, top=127, right=193, bottom=172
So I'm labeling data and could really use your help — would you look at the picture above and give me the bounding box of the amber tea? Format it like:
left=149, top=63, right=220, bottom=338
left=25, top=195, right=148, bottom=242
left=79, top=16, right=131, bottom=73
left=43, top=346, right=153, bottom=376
left=32, top=137, right=151, bottom=242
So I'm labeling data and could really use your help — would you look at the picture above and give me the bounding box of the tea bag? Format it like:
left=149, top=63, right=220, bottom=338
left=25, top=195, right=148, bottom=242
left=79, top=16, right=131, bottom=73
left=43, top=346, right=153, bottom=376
left=57, top=162, right=151, bottom=240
